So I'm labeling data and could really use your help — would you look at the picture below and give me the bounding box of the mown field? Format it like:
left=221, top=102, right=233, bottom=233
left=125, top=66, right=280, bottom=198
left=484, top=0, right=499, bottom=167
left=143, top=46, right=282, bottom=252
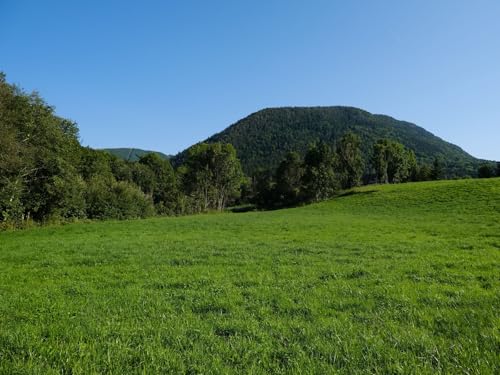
left=1, top=178, right=499, bottom=374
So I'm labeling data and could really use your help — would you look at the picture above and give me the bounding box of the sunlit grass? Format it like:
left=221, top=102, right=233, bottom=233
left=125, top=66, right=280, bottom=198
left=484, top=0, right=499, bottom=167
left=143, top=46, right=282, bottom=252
left=1, top=178, right=499, bottom=374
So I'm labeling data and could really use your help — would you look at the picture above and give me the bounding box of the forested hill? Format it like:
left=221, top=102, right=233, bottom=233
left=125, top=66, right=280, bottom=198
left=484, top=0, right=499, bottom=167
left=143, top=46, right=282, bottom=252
left=102, top=148, right=171, bottom=161
left=178, top=107, right=483, bottom=177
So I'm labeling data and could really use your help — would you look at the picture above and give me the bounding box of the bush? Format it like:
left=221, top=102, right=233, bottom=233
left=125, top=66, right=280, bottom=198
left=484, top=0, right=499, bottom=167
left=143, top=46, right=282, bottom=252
left=85, top=177, right=154, bottom=220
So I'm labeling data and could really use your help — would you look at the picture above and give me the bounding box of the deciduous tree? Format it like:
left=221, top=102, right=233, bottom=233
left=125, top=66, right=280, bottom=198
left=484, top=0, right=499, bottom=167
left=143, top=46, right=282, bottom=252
left=274, top=152, right=303, bottom=207
left=372, top=139, right=416, bottom=183
left=302, top=142, right=338, bottom=201
left=138, top=153, right=179, bottom=214
left=182, top=143, right=244, bottom=211
left=336, top=132, right=364, bottom=189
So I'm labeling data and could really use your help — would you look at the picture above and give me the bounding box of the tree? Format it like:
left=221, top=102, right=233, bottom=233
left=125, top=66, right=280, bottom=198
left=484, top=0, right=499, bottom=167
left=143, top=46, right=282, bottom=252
left=181, top=143, right=244, bottom=211
left=131, top=163, right=156, bottom=196
left=388, top=143, right=410, bottom=183
left=416, top=163, right=432, bottom=181
left=0, top=119, right=26, bottom=225
left=85, top=176, right=154, bottom=220
left=478, top=164, right=494, bottom=179
left=0, top=73, right=84, bottom=224
left=302, top=142, right=338, bottom=202
left=336, top=132, right=364, bottom=189
left=406, top=150, right=418, bottom=182
left=78, top=148, right=113, bottom=180
left=23, top=152, right=85, bottom=222
left=0, top=176, right=25, bottom=226
left=250, top=169, right=276, bottom=209
left=138, top=153, right=179, bottom=214
left=496, top=162, right=500, bottom=177
left=372, top=141, right=389, bottom=183
left=109, top=155, right=133, bottom=182
left=1, top=72, right=163, bottom=226
left=372, top=139, right=416, bottom=183
left=430, top=157, right=444, bottom=180
left=274, top=152, right=303, bottom=207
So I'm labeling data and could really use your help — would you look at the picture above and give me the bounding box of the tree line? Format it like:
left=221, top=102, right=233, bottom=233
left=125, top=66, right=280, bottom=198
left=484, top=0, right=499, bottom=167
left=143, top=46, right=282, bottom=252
left=0, top=74, right=244, bottom=228
left=478, top=163, right=500, bottom=179
left=1, top=73, right=498, bottom=228
left=199, top=106, right=483, bottom=179
left=247, top=133, right=448, bottom=209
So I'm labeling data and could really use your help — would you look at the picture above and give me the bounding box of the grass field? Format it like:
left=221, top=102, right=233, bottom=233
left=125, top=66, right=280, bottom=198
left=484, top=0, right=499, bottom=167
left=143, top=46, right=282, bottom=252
left=1, top=178, right=499, bottom=374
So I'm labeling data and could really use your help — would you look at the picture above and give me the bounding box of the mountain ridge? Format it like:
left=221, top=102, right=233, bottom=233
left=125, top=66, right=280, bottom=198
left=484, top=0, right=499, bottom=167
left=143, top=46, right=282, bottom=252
left=176, top=106, right=485, bottom=177
left=105, top=106, right=491, bottom=178
left=102, top=148, right=171, bottom=162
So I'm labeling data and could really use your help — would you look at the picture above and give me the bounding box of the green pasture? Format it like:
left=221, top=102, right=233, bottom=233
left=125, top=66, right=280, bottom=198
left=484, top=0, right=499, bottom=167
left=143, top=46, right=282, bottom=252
left=1, top=179, right=499, bottom=374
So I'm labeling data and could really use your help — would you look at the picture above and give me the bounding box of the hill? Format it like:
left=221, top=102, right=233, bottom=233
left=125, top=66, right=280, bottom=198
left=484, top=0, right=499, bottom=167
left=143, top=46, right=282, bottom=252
left=1, top=178, right=499, bottom=373
left=176, top=107, right=485, bottom=177
left=102, top=148, right=171, bottom=161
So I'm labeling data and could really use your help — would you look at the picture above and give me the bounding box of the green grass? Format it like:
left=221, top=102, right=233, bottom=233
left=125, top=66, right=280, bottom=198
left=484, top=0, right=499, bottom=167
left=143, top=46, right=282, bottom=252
left=1, top=179, right=499, bottom=374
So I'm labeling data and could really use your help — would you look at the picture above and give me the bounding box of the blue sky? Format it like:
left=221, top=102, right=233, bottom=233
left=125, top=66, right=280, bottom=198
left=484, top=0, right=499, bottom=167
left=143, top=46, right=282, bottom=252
left=1, top=0, right=499, bottom=160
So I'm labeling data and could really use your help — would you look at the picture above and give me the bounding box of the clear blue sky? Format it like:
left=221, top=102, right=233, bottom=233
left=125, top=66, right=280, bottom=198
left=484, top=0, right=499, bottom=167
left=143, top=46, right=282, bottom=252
left=1, top=0, right=499, bottom=160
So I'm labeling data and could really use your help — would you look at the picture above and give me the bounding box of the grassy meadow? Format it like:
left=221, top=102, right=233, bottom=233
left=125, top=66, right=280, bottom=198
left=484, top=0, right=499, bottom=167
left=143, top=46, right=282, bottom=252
left=0, top=178, right=499, bottom=374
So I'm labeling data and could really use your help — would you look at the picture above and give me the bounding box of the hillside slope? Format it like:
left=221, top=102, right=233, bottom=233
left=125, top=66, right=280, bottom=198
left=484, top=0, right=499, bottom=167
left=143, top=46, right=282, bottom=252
left=178, top=107, right=483, bottom=177
left=1, top=178, right=499, bottom=373
left=102, top=148, right=171, bottom=161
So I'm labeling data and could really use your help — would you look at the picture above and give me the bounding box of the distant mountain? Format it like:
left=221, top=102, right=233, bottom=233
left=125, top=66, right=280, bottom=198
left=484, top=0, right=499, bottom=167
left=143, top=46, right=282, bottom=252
left=174, top=107, right=485, bottom=177
left=102, top=148, right=171, bottom=162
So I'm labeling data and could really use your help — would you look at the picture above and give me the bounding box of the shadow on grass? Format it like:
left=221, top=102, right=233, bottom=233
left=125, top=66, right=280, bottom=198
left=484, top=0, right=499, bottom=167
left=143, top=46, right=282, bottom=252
left=227, top=190, right=377, bottom=213
left=335, top=190, right=377, bottom=199
left=229, top=205, right=257, bottom=213
left=229, top=190, right=378, bottom=213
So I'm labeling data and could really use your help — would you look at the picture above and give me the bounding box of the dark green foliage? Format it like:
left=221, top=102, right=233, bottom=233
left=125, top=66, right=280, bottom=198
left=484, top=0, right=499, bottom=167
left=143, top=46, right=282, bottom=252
left=2, top=72, right=497, bottom=226
left=42, top=168, right=87, bottom=220
left=1, top=74, right=252, bottom=226
left=406, top=149, right=418, bottom=181
left=85, top=176, right=154, bottom=219
left=180, top=107, right=485, bottom=178
left=497, top=162, right=500, bottom=177
left=0, top=73, right=83, bottom=224
left=0, top=177, right=24, bottom=226
left=478, top=164, right=495, bottom=178
left=102, top=148, right=171, bottom=162
left=138, top=153, right=179, bottom=214
left=131, top=162, right=156, bottom=195
left=109, top=156, right=133, bottom=182
left=274, top=152, right=304, bottom=207
left=302, top=142, right=339, bottom=202
left=431, top=157, right=444, bottom=181
left=78, top=148, right=114, bottom=180
left=0, top=75, right=217, bottom=225
left=416, top=163, right=433, bottom=181
left=336, top=132, right=364, bottom=188
left=250, top=169, right=276, bottom=208
left=181, top=143, right=244, bottom=212
left=252, top=139, right=368, bottom=208
left=372, top=139, right=416, bottom=183
left=252, top=143, right=341, bottom=209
